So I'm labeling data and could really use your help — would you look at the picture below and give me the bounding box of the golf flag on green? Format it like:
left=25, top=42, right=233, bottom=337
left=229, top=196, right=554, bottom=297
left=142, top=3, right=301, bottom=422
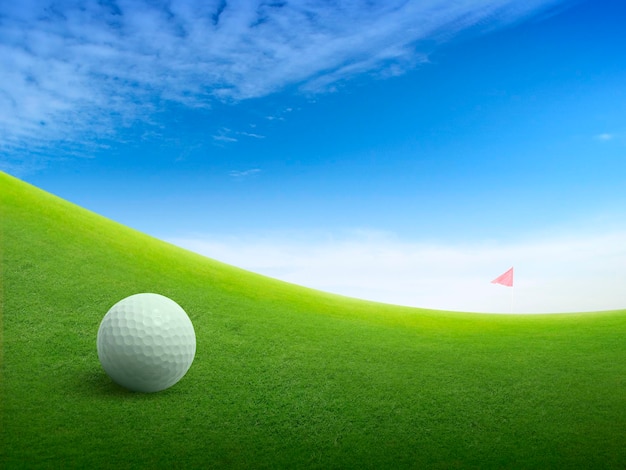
left=491, top=267, right=514, bottom=287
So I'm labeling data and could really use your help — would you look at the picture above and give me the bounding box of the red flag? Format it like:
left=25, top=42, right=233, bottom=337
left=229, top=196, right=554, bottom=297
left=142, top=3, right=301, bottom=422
left=491, top=267, right=514, bottom=287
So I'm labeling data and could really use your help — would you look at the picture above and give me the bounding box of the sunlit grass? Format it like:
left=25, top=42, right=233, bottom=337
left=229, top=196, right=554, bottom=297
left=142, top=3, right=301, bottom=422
left=1, top=171, right=625, bottom=468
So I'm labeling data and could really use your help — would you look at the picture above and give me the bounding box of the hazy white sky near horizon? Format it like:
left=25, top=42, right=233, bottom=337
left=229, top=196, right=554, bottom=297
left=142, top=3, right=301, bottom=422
left=168, top=228, right=626, bottom=314
left=2, top=0, right=625, bottom=313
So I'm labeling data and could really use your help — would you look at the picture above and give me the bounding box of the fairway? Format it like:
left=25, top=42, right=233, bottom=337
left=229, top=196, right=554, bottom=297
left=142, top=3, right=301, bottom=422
left=1, top=170, right=625, bottom=469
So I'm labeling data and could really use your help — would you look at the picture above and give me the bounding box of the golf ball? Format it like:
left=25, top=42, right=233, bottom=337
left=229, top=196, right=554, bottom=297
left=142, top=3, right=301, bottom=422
left=97, top=293, right=196, bottom=392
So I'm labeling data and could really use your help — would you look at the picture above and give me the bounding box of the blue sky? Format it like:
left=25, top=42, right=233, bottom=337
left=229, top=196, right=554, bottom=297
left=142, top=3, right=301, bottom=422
left=2, top=0, right=625, bottom=312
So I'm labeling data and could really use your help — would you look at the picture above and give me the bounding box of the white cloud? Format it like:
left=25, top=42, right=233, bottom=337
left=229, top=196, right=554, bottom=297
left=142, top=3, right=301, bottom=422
left=0, top=0, right=568, bottom=153
left=595, top=133, right=614, bottom=141
left=239, top=132, right=265, bottom=139
left=212, top=134, right=238, bottom=143
left=167, top=228, right=626, bottom=314
left=229, top=168, right=261, bottom=178
left=213, top=128, right=266, bottom=143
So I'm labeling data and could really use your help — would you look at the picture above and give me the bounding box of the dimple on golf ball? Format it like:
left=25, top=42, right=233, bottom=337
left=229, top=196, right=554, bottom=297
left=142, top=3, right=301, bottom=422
left=97, top=293, right=196, bottom=392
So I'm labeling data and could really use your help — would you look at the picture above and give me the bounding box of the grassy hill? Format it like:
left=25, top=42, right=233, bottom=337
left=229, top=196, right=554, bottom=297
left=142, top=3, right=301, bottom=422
left=1, top=170, right=625, bottom=469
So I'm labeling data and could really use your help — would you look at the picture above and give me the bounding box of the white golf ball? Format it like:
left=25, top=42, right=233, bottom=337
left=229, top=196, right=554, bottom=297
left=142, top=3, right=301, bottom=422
left=97, top=293, right=196, bottom=392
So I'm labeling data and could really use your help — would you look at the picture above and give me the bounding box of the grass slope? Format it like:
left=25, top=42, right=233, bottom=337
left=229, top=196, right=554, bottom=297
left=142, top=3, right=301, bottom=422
left=1, top=170, right=625, bottom=469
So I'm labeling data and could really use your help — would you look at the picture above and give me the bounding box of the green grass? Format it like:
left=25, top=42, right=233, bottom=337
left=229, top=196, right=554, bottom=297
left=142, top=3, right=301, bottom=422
left=1, top=170, right=625, bottom=469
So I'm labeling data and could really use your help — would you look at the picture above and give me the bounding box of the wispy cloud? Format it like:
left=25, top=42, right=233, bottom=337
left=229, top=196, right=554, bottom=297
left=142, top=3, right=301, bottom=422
left=229, top=168, right=261, bottom=179
left=1, top=0, right=567, bottom=154
left=168, top=227, right=626, bottom=314
left=595, top=133, right=614, bottom=141
left=239, top=132, right=265, bottom=139
left=212, top=129, right=238, bottom=143
left=212, top=127, right=266, bottom=143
